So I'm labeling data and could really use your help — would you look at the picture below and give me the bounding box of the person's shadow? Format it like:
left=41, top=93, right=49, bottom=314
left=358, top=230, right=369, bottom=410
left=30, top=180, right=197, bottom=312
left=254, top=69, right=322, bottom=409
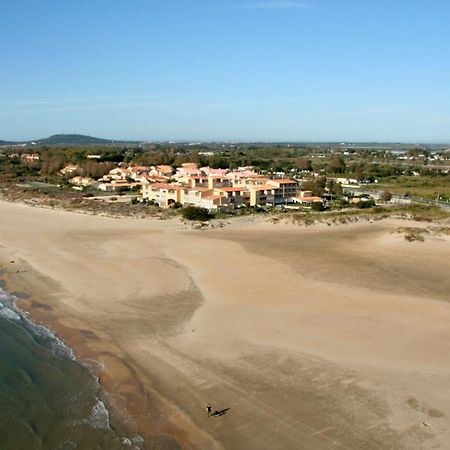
left=211, top=408, right=230, bottom=417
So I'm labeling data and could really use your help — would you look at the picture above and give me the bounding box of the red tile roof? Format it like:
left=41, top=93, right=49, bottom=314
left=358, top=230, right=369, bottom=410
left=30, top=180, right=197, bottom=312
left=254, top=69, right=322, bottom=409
left=296, top=196, right=323, bottom=203
left=269, top=179, right=298, bottom=184
left=184, top=187, right=213, bottom=192
left=151, top=183, right=182, bottom=190
left=216, top=187, right=246, bottom=192
left=249, top=185, right=275, bottom=191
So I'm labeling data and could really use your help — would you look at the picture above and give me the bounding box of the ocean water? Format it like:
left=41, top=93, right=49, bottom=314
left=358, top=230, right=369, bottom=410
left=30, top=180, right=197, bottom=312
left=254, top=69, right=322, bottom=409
left=0, top=287, right=141, bottom=450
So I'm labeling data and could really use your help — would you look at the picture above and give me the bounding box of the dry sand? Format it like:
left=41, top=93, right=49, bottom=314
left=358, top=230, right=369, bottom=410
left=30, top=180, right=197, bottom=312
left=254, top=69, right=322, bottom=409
left=0, top=200, right=449, bottom=449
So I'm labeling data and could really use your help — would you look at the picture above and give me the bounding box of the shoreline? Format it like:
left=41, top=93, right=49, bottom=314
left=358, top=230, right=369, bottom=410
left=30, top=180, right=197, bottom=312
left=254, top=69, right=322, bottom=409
left=0, top=282, right=139, bottom=449
left=0, top=277, right=146, bottom=447
left=0, top=266, right=199, bottom=450
left=1, top=199, right=450, bottom=449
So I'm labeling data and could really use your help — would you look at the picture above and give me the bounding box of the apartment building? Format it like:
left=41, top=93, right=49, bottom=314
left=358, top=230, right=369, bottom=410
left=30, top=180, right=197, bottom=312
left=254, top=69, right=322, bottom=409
left=266, top=179, right=299, bottom=205
left=182, top=187, right=221, bottom=210
left=213, top=187, right=248, bottom=209
left=142, top=183, right=182, bottom=207
left=248, top=185, right=276, bottom=207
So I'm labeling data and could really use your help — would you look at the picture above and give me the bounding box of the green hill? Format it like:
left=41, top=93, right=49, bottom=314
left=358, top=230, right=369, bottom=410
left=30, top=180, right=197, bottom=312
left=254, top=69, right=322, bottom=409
left=32, top=134, right=134, bottom=146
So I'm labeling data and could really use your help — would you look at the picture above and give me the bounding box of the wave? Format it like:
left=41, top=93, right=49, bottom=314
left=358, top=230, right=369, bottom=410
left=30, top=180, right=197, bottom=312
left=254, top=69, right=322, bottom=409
left=0, top=286, right=144, bottom=449
left=0, top=288, right=75, bottom=360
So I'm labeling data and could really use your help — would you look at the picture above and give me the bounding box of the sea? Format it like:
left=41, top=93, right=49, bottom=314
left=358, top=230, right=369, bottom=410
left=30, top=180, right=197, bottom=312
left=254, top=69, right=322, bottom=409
left=0, top=286, right=142, bottom=450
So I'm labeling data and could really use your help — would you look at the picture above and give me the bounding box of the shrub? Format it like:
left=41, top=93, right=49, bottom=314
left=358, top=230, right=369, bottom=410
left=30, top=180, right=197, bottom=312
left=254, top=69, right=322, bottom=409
left=310, top=202, right=325, bottom=212
left=357, top=199, right=376, bottom=209
left=181, top=206, right=214, bottom=221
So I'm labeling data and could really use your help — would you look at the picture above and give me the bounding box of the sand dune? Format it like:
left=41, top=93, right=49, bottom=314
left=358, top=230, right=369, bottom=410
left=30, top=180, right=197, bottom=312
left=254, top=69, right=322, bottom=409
left=1, top=200, right=449, bottom=449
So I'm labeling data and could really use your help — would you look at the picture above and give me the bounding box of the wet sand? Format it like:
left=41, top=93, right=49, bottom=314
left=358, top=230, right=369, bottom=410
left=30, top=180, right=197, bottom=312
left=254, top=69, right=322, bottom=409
left=1, top=200, right=449, bottom=449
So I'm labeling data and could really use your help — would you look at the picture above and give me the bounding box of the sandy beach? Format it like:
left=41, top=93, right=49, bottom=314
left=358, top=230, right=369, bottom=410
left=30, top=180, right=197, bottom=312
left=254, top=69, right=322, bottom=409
left=1, top=200, right=449, bottom=449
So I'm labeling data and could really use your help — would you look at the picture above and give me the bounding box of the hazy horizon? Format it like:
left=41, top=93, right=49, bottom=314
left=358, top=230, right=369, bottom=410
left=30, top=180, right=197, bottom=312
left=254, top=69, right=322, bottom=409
left=2, top=133, right=450, bottom=146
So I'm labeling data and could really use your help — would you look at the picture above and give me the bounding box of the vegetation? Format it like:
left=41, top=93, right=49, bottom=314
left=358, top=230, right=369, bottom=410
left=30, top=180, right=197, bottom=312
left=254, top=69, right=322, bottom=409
left=310, top=202, right=325, bottom=212
left=284, top=204, right=449, bottom=228
left=181, top=206, right=214, bottom=221
left=370, top=176, right=450, bottom=201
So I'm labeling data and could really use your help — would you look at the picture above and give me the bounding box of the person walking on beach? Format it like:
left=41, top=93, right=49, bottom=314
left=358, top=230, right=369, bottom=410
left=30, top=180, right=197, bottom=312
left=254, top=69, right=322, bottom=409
left=206, top=404, right=212, bottom=417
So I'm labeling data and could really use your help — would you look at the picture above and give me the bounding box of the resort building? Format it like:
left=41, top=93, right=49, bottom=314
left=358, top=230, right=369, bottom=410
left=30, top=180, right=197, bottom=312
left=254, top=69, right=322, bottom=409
left=60, top=164, right=79, bottom=176
left=226, top=170, right=259, bottom=183
left=266, top=179, right=299, bottom=205
left=248, top=185, right=277, bottom=207
left=154, top=165, right=174, bottom=177
left=207, top=176, right=232, bottom=189
left=104, top=167, right=131, bottom=181
left=213, top=187, right=248, bottom=209
left=200, top=167, right=229, bottom=177
left=98, top=180, right=141, bottom=192
left=142, top=183, right=183, bottom=207
left=69, top=176, right=96, bottom=187
left=138, top=174, right=169, bottom=184
left=186, top=176, right=209, bottom=188
left=294, top=190, right=323, bottom=205
left=182, top=187, right=221, bottom=210
left=128, top=165, right=150, bottom=179
left=173, top=165, right=203, bottom=180
left=139, top=167, right=302, bottom=210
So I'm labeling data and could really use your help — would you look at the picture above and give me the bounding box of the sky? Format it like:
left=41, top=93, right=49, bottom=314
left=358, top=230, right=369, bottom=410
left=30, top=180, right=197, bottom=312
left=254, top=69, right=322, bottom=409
left=1, top=0, right=450, bottom=142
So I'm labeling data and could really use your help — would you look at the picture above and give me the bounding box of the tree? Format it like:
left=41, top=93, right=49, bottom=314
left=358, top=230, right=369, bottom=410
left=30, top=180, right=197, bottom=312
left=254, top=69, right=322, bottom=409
left=327, top=153, right=346, bottom=174
left=173, top=154, right=189, bottom=167
left=296, top=157, right=312, bottom=171
left=42, top=155, right=65, bottom=175
left=327, top=179, right=343, bottom=197
left=380, top=190, right=392, bottom=202
left=189, top=151, right=200, bottom=165
left=302, top=176, right=326, bottom=196
left=353, top=164, right=364, bottom=181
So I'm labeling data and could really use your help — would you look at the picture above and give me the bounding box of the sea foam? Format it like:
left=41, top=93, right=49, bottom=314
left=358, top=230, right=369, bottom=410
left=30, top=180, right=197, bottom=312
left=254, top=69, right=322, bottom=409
left=88, top=399, right=110, bottom=429
left=0, top=302, right=21, bottom=321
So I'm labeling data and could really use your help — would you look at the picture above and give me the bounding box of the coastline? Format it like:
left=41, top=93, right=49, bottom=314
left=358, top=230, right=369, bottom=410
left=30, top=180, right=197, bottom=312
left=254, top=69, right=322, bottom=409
left=1, top=199, right=450, bottom=449
left=0, top=283, right=139, bottom=449
left=0, top=264, right=199, bottom=450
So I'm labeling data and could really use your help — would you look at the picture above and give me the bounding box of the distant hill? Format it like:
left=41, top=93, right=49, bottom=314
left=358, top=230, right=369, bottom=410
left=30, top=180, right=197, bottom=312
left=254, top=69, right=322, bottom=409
left=0, top=140, right=16, bottom=146
left=31, top=134, right=133, bottom=146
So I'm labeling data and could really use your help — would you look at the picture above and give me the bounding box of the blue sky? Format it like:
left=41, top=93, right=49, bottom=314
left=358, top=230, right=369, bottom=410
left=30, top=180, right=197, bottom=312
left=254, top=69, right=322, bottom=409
left=1, top=0, right=450, bottom=142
